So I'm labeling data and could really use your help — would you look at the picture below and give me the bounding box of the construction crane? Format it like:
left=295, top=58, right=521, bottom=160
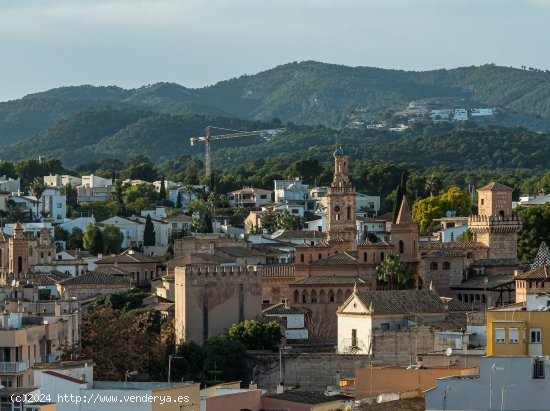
left=190, top=126, right=286, bottom=181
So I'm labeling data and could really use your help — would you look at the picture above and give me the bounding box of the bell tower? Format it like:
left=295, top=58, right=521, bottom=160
left=326, top=147, right=356, bottom=242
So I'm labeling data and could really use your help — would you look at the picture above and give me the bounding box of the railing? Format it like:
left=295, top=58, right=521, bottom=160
left=0, top=361, right=29, bottom=373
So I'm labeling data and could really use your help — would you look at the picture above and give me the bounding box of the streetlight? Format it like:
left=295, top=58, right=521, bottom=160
left=125, top=370, right=138, bottom=382
left=168, top=355, right=184, bottom=383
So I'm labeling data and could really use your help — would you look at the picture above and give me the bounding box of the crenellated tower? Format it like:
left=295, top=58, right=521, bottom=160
left=468, top=182, right=522, bottom=260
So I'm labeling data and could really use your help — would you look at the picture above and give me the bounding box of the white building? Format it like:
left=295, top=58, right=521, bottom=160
left=429, top=109, right=452, bottom=119
left=227, top=187, right=273, bottom=207
left=44, top=174, right=82, bottom=188
left=470, top=108, right=494, bottom=117
left=40, top=188, right=66, bottom=222
left=3, top=222, right=54, bottom=237
left=336, top=289, right=448, bottom=354
left=274, top=179, right=315, bottom=211
left=140, top=207, right=167, bottom=219
left=80, top=174, right=113, bottom=188
left=453, top=108, right=468, bottom=121
left=59, top=216, right=96, bottom=233
left=263, top=300, right=309, bottom=340
left=0, top=175, right=21, bottom=192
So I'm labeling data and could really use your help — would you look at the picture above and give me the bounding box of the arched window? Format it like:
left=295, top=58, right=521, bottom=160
left=300, top=254, right=304, bottom=263
left=347, top=206, right=351, bottom=220
left=336, top=289, right=344, bottom=303
left=457, top=294, right=462, bottom=301
left=482, top=295, right=487, bottom=304
left=344, top=289, right=352, bottom=299
left=318, top=253, right=322, bottom=260
left=430, top=262, right=438, bottom=270
left=294, top=290, right=299, bottom=304
left=380, top=252, right=385, bottom=261
left=443, top=262, right=451, bottom=270
left=399, top=241, right=404, bottom=254
left=328, top=289, right=335, bottom=303
left=17, top=256, right=23, bottom=274
left=363, top=252, right=367, bottom=262
left=319, top=290, right=326, bottom=303
left=302, top=290, right=308, bottom=303
left=311, top=290, right=318, bottom=303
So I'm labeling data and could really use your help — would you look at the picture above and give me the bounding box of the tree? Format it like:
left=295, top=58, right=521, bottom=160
left=175, top=191, right=182, bottom=209
left=143, top=214, right=156, bottom=246
left=103, top=224, right=124, bottom=254
left=159, top=175, right=167, bottom=201
left=285, top=158, right=323, bottom=184
left=61, top=183, right=78, bottom=207
left=376, top=253, right=411, bottom=290
left=226, top=320, right=282, bottom=351
left=29, top=177, right=46, bottom=199
left=67, top=227, right=84, bottom=250
left=83, top=224, right=104, bottom=255
left=425, top=174, right=443, bottom=197
left=54, top=226, right=69, bottom=242
left=515, top=204, right=550, bottom=263
left=276, top=210, right=304, bottom=230
left=201, top=337, right=247, bottom=385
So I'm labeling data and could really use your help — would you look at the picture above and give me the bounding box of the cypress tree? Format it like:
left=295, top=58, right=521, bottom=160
left=143, top=214, right=156, bottom=246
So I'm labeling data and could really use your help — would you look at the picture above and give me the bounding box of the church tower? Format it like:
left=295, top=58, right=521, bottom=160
left=469, top=182, right=522, bottom=260
left=391, top=194, right=420, bottom=287
left=326, top=147, right=357, bottom=243
left=9, top=222, right=30, bottom=276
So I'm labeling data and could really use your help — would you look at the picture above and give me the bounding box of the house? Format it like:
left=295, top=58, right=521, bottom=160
left=56, top=270, right=132, bottom=299
left=33, top=249, right=93, bottom=276
left=99, top=216, right=143, bottom=248
left=262, top=300, right=308, bottom=340
left=487, top=293, right=550, bottom=357
left=80, top=174, right=112, bottom=188
left=0, top=308, right=79, bottom=388
left=43, top=174, right=82, bottom=188
left=59, top=216, right=96, bottom=234
left=39, top=368, right=200, bottom=411
left=261, top=391, right=351, bottom=411
left=93, top=249, right=160, bottom=286
left=227, top=187, right=273, bottom=207
left=165, top=214, right=193, bottom=236
left=432, top=216, right=469, bottom=243
left=515, top=242, right=550, bottom=303
left=140, top=207, right=166, bottom=219
left=274, top=179, right=316, bottom=211
left=76, top=186, right=113, bottom=203
left=10, top=194, right=39, bottom=218
left=425, top=356, right=550, bottom=411
left=336, top=289, right=449, bottom=354
left=39, top=188, right=66, bottom=222
left=0, top=175, right=21, bottom=192
left=453, top=108, right=468, bottom=121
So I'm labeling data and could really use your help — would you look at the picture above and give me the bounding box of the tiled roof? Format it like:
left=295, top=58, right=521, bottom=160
left=33, top=271, right=71, bottom=285
left=58, top=271, right=131, bottom=286
left=312, top=252, right=358, bottom=265
left=165, top=214, right=193, bottom=221
left=531, top=242, right=550, bottom=269
left=354, top=398, right=425, bottom=411
left=263, top=302, right=307, bottom=315
left=425, top=250, right=466, bottom=258
left=65, top=249, right=92, bottom=258
left=216, top=246, right=266, bottom=257
left=470, top=258, right=520, bottom=267
left=95, top=266, right=130, bottom=275
left=516, top=266, right=550, bottom=280
left=291, top=276, right=366, bottom=286
left=263, top=391, right=350, bottom=404
left=451, top=274, right=514, bottom=290
left=273, top=230, right=326, bottom=240
left=420, top=241, right=487, bottom=250
left=95, top=249, right=159, bottom=264
left=357, top=240, right=392, bottom=247
left=478, top=182, right=513, bottom=191
left=351, top=290, right=446, bottom=315
left=446, top=298, right=474, bottom=312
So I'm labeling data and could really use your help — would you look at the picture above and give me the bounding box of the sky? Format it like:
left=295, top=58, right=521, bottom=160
left=1, top=0, right=550, bottom=101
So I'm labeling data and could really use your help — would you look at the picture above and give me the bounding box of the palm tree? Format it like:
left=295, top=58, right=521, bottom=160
left=376, top=253, right=410, bottom=290
left=425, top=174, right=443, bottom=197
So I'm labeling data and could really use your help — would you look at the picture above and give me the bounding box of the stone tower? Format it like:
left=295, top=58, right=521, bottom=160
left=391, top=194, right=420, bottom=287
left=469, top=182, right=522, bottom=260
left=326, top=147, right=356, bottom=243
left=9, top=222, right=30, bottom=275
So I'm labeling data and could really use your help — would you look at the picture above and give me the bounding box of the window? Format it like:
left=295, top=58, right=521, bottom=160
left=57, top=203, right=63, bottom=208
left=534, top=358, right=546, bottom=379
left=399, top=240, right=404, bottom=254
left=260, top=195, right=267, bottom=199
left=381, top=323, right=390, bottom=331
left=495, top=328, right=505, bottom=343
left=300, top=254, right=304, bottom=263
left=430, top=262, right=438, bottom=270
left=530, top=328, right=542, bottom=344
left=509, top=328, right=519, bottom=343
left=363, top=252, right=367, bottom=262
left=443, top=262, right=451, bottom=270
left=481, top=199, right=484, bottom=205
left=351, top=329, right=357, bottom=347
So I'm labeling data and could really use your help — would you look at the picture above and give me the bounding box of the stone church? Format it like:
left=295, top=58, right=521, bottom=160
left=261, top=148, right=420, bottom=332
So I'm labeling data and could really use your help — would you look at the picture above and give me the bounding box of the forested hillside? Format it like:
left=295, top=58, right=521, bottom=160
left=3, top=62, right=550, bottom=144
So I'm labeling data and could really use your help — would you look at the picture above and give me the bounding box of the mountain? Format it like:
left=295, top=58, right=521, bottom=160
left=3, top=62, right=550, bottom=145
left=2, top=106, right=549, bottom=173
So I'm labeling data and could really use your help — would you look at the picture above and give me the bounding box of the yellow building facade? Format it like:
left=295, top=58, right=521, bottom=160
left=488, top=310, right=549, bottom=356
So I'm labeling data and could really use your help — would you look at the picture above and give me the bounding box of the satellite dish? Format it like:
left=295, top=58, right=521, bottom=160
left=445, top=347, right=453, bottom=357
left=445, top=211, right=452, bottom=218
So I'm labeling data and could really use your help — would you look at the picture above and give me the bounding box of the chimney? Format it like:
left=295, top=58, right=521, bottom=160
left=284, top=299, right=290, bottom=309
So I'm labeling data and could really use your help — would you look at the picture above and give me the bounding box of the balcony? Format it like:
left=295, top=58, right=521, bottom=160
left=0, top=361, right=29, bottom=373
